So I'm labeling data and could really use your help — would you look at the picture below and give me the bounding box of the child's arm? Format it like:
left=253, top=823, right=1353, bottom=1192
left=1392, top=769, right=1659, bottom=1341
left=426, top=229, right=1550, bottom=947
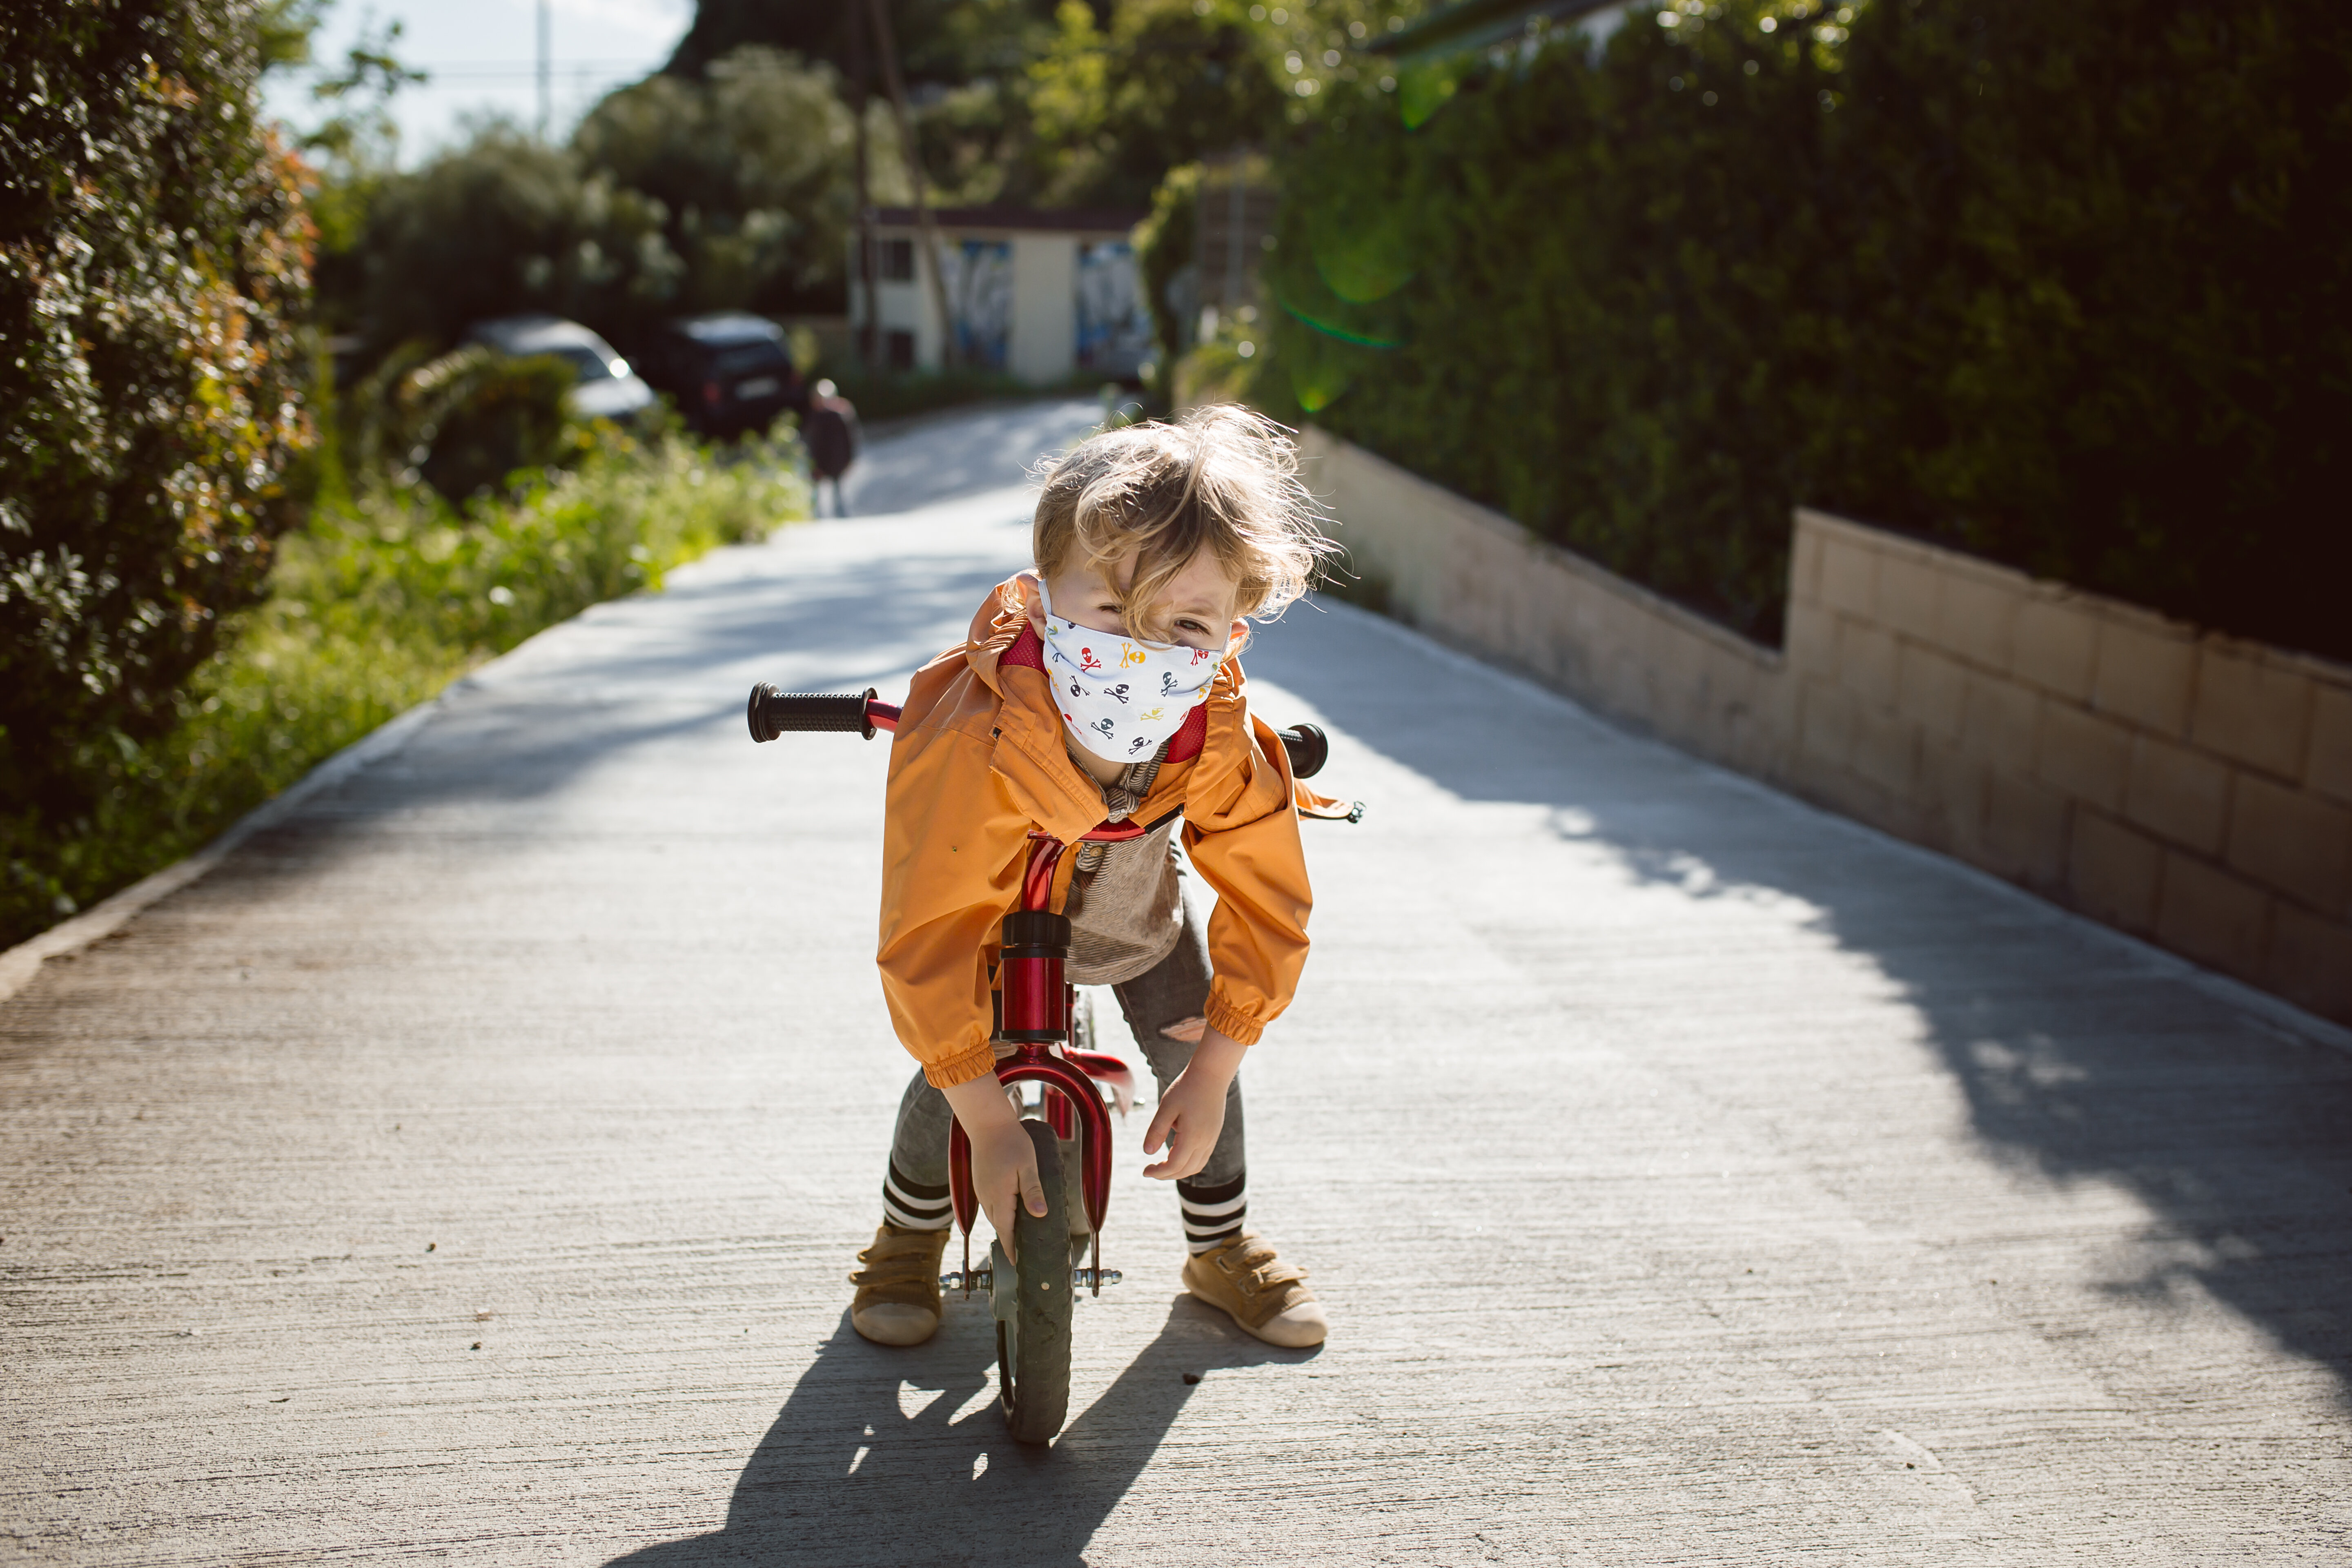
left=875, top=659, right=1062, bottom=1245
left=875, top=666, right=1036, bottom=1091
left=938, top=1073, right=1050, bottom=1248
left=1180, top=711, right=1316, bottom=1047
left=1141, top=1026, right=1247, bottom=1180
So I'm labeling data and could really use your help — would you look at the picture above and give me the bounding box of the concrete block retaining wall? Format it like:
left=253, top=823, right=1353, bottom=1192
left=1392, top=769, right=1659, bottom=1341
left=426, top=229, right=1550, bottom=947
left=1303, top=428, right=2352, bottom=1025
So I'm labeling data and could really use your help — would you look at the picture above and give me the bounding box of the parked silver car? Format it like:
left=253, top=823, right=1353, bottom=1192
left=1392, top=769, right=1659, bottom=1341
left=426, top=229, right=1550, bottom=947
left=463, top=314, right=655, bottom=422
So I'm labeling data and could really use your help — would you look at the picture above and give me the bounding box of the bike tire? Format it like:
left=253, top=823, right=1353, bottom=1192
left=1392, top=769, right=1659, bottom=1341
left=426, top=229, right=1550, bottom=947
left=994, top=1118, right=1074, bottom=1444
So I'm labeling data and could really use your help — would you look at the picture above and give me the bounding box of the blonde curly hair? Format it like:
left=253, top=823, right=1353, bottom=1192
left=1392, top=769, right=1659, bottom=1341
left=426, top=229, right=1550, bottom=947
left=1021, top=405, right=1338, bottom=642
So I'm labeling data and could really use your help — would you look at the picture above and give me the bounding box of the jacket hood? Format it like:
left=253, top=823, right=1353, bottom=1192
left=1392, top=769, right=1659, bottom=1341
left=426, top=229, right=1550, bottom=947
left=961, top=581, right=1028, bottom=697
left=957, top=576, right=1250, bottom=843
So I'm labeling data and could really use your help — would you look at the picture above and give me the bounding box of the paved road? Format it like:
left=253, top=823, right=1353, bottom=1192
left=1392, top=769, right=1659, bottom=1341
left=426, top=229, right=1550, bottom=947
left=4, top=402, right=2349, bottom=1566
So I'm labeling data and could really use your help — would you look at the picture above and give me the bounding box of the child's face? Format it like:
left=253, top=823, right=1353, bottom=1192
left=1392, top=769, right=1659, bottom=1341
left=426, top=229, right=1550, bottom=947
left=1024, top=547, right=1247, bottom=653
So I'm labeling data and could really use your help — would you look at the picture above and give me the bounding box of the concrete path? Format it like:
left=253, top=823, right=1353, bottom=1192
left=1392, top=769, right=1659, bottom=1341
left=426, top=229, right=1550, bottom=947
left=3, top=401, right=2348, bottom=1566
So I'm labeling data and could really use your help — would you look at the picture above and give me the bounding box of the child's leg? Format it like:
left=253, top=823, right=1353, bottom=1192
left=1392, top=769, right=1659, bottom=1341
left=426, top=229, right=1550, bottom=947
left=849, top=1069, right=956, bottom=1347
left=880, top=1068, right=956, bottom=1232
left=1110, top=899, right=1248, bottom=1252
left=1114, top=895, right=1323, bottom=1346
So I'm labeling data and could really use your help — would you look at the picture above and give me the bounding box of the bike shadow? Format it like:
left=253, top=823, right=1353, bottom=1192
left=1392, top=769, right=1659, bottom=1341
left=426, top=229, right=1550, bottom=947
left=608, top=1295, right=1316, bottom=1567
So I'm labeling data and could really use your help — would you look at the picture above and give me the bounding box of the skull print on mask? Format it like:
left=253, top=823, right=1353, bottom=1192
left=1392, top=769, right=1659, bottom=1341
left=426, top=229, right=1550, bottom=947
left=1035, top=578, right=1227, bottom=762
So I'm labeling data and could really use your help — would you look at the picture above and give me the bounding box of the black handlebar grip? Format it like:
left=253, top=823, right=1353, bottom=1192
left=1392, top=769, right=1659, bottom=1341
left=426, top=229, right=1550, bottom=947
left=746, top=684, right=876, bottom=742
left=1278, top=723, right=1329, bottom=780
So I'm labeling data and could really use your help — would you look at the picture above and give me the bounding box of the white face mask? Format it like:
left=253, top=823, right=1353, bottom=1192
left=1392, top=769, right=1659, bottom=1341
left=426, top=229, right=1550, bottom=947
left=1035, top=579, right=1228, bottom=763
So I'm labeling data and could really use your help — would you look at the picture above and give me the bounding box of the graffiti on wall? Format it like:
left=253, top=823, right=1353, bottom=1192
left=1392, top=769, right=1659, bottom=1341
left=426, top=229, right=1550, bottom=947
left=1077, top=241, right=1151, bottom=376
left=942, top=239, right=1013, bottom=370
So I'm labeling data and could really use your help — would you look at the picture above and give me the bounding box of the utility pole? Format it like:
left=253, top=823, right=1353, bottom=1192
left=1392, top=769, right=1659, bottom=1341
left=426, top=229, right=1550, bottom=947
left=849, top=4, right=879, bottom=372
left=1226, top=151, right=1247, bottom=312
left=866, top=0, right=957, bottom=368
left=536, top=0, right=550, bottom=140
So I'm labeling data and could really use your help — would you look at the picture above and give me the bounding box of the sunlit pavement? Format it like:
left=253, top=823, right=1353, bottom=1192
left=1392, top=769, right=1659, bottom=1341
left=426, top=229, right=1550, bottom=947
left=3, top=402, right=2348, bottom=1566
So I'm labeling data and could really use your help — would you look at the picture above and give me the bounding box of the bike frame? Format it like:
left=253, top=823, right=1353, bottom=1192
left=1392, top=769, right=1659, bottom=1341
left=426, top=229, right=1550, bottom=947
left=946, top=821, right=1144, bottom=1298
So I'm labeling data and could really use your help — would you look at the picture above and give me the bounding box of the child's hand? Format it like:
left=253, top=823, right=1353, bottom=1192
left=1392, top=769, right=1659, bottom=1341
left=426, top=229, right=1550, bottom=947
left=939, top=1074, right=1047, bottom=1256
left=1143, top=1029, right=1248, bottom=1180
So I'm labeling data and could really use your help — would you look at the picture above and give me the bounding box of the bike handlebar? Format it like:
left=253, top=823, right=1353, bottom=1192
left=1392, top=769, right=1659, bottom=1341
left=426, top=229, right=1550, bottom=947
left=1279, top=722, right=1329, bottom=781
left=746, top=684, right=894, bottom=741
left=746, top=682, right=1330, bottom=779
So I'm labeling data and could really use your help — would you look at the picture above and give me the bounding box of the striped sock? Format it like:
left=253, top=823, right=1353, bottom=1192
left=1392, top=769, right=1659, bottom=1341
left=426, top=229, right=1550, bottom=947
left=1176, top=1171, right=1247, bottom=1254
left=882, top=1160, right=952, bottom=1232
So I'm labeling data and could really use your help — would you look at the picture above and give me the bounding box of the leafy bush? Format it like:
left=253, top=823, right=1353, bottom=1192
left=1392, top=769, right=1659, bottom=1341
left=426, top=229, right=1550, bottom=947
left=1258, top=0, right=2352, bottom=660
left=0, top=418, right=810, bottom=948
left=1132, top=161, right=1202, bottom=402
left=396, top=349, right=579, bottom=502
left=0, top=0, right=316, bottom=925
left=338, top=341, right=576, bottom=496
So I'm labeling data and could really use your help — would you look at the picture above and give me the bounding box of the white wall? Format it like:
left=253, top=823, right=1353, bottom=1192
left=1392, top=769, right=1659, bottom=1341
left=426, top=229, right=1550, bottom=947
left=1303, top=425, right=2352, bottom=1027
left=852, top=226, right=1118, bottom=383
left=843, top=277, right=931, bottom=368
left=1009, top=235, right=1077, bottom=384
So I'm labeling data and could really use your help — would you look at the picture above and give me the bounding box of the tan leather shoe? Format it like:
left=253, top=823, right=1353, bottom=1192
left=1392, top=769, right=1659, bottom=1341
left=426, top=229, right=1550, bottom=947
left=850, top=1223, right=949, bottom=1346
left=1181, top=1231, right=1327, bottom=1348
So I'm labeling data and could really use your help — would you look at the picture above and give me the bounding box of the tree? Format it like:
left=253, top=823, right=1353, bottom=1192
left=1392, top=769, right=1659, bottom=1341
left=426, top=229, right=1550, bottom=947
left=665, top=0, right=1060, bottom=87
left=1025, top=0, right=1296, bottom=206
left=574, top=47, right=859, bottom=320
left=354, top=127, right=684, bottom=356
left=654, top=0, right=1316, bottom=212
left=0, top=0, right=315, bottom=915
left=347, top=47, right=863, bottom=361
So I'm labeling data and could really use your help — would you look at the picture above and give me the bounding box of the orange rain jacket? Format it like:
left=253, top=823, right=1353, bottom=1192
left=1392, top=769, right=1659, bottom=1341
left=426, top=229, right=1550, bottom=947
left=878, top=581, right=1315, bottom=1089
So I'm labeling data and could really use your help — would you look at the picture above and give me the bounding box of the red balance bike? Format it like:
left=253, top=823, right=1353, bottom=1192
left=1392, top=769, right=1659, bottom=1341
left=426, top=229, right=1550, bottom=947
left=747, top=681, right=1338, bottom=1442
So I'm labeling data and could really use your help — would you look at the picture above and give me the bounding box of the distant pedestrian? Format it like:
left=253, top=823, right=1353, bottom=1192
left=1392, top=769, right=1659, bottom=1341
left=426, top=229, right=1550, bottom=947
left=803, top=379, right=860, bottom=518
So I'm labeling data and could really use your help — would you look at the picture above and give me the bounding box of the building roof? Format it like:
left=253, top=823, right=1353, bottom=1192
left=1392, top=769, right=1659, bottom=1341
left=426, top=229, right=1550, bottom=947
left=866, top=205, right=1148, bottom=235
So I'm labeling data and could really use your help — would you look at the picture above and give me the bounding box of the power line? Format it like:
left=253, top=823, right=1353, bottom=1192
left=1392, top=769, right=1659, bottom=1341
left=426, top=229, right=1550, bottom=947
left=536, top=0, right=551, bottom=139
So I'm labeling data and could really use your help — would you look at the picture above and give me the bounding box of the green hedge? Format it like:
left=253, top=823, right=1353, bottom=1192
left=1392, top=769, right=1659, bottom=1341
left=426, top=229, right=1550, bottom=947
left=0, top=0, right=316, bottom=927
left=1258, top=0, right=2352, bottom=660
left=0, top=416, right=809, bottom=949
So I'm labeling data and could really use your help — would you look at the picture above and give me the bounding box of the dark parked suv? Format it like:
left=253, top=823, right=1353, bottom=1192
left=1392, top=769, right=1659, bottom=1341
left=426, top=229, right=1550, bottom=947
left=639, top=313, right=806, bottom=438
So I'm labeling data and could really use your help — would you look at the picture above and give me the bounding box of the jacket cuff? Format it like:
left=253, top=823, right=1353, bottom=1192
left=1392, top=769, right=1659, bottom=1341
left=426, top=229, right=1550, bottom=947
left=1203, top=989, right=1266, bottom=1047
left=924, top=1033, right=1000, bottom=1089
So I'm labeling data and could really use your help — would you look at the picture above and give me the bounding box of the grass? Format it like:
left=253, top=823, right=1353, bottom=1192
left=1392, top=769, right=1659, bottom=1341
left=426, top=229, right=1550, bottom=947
left=4, top=418, right=809, bottom=951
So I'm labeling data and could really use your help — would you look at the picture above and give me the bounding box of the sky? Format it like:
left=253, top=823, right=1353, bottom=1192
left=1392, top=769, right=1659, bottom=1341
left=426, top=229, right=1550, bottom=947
left=263, top=0, right=694, bottom=165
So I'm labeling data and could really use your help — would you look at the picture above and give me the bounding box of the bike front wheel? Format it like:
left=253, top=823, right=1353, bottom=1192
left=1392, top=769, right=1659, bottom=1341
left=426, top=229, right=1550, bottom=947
left=993, top=1118, right=1074, bottom=1443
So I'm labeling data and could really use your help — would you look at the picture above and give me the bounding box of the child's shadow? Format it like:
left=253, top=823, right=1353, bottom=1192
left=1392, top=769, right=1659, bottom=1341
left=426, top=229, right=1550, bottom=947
left=608, top=1294, right=1318, bottom=1567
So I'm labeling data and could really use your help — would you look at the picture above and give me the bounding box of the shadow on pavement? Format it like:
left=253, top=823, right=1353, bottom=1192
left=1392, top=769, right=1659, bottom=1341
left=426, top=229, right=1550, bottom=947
left=1246, top=596, right=2352, bottom=1403
left=608, top=1298, right=1315, bottom=1567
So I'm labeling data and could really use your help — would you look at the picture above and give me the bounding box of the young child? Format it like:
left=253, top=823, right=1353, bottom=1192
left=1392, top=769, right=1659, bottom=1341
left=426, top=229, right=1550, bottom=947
left=848, top=405, right=1340, bottom=1351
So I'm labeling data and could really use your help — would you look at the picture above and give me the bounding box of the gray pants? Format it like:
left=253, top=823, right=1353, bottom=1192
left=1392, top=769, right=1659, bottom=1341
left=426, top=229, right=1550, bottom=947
left=882, top=894, right=1246, bottom=1215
